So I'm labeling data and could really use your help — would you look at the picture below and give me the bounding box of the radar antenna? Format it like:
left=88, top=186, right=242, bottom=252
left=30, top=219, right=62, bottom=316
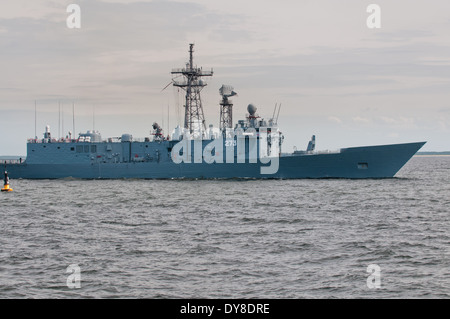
left=219, top=85, right=237, bottom=131
left=152, top=122, right=165, bottom=141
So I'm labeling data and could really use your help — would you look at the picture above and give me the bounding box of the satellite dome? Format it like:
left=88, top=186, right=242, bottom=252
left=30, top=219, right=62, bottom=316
left=247, top=104, right=257, bottom=115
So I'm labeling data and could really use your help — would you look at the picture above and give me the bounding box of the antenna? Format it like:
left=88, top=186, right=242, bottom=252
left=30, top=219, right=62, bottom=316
left=167, top=100, right=170, bottom=138
left=219, top=84, right=237, bottom=131
left=161, top=81, right=172, bottom=92
left=176, top=88, right=181, bottom=126
left=276, top=103, right=282, bottom=124
left=58, top=101, right=61, bottom=139
left=272, top=103, right=278, bottom=120
left=72, top=101, right=75, bottom=139
left=62, top=101, right=64, bottom=138
left=34, top=100, right=37, bottom=139
left=161, top=103, right=164, bottom=135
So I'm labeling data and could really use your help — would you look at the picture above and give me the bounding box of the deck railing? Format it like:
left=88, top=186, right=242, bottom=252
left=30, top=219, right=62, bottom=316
left=1, top=159, right=24, bottom=165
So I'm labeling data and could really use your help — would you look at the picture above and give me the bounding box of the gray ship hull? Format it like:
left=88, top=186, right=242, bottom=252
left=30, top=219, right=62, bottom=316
left=4, top=142, right=425, bottom=179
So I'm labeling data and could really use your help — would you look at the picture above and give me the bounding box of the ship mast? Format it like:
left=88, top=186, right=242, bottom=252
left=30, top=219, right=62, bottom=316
left=172, top=44, right=213, bottom=134
left=219, top=85, right=237, bottom=131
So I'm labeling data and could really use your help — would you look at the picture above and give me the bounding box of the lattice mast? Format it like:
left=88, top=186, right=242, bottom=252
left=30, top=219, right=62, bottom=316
left=219, top=85, right=237, bottom=131
left=172, top=44, right=213, bottom=134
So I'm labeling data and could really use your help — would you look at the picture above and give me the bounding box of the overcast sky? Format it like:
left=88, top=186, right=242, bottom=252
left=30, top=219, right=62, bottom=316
left=1, top=0, right=449, bottom=155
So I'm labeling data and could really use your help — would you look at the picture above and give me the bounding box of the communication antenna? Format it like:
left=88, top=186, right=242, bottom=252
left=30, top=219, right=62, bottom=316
left=276, top=103, right=282, bottom=124
left=176, top=88, right=181, bottom=126
left=34, top=100, right=37, bottom=139
left=62, top=101, right=64, bottom=138
left=272, top=103, right=278, bottom=120
left=219, top=85, right=237, bottom=131
left=161, top=103, right=164, bottom=135
left=58, top=101, right=61, bottom=139
left=167, top=101, right=170, bottom=138
left=72, top=101, right=75, bottom=138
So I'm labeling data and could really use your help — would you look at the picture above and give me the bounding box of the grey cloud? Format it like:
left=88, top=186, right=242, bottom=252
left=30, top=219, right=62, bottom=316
left=369, top=29, right=435, bottom=43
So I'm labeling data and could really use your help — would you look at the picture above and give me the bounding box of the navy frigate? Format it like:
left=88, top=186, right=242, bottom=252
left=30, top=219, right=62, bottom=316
left=3, top=44, right=425, bottom=179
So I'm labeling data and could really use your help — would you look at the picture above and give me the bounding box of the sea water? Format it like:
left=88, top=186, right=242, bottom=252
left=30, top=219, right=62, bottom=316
left=0, top=156, right=449, bottom=298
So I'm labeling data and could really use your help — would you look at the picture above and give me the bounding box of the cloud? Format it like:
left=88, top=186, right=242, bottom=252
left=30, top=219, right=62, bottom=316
left=380, top=116, right=417, bottom=129
left=328, top=116, right=343, bottom=124
left=352, top=116, right=370, bottom=124
left=2, top=0, right=450, bottom=154
left=0, top=1, right=72, bottom=24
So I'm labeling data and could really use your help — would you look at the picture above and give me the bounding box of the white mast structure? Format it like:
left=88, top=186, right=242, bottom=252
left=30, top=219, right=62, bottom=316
left=171, top=44, right=213, bottom=135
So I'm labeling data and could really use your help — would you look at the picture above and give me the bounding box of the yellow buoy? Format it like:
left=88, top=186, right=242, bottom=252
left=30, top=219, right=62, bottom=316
left=1, top=184, right=13, bottom=192
left=1, top=171, right=13, bottom=192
